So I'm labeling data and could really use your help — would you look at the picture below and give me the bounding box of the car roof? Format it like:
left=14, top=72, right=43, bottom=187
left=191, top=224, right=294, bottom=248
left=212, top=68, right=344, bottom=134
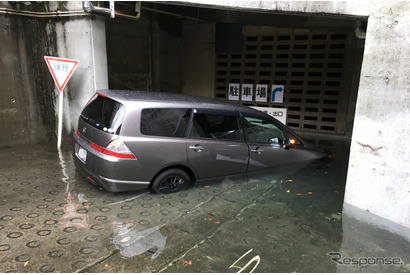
left=97, top=89, right=264, bottom=115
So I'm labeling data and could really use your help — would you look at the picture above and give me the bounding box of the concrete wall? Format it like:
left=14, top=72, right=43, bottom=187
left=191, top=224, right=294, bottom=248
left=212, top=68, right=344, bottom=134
left=344, top=2, right=410, bottom=238
left=105, top=17, right=151, bottom=91
left=0, top=3, right=52, bottom=147
left=106, top=11, right=182, bottom=94
left=0, top=1, right=107, bottom=147
left=182, top=23, right=215, bottom=98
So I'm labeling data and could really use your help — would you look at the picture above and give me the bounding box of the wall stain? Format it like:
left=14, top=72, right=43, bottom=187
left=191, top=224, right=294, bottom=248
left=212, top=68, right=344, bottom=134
left=21, top=3, right=59, bottom=139
left=357, top=141, right=384, bottom=156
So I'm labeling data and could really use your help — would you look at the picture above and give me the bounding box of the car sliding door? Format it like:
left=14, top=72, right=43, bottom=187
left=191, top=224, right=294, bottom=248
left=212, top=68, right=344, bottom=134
left=186, top=109, right=248, bottom=180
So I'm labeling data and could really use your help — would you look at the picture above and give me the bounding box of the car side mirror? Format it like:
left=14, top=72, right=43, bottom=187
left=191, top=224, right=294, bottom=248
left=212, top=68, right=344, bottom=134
left=283, top=138, right=291, bottom=150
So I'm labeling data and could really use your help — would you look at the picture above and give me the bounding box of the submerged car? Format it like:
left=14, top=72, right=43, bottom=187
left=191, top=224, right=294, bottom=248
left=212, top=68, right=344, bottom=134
left=73, top=90, right=325, bottom=193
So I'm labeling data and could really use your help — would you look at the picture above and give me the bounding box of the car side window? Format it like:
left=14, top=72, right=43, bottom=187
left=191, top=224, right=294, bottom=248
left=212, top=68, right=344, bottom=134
left=189, top=111, right=241, bottom=141
left=141, top=108, right=191, bottom=138
left=242, top=115, right=285, bottom=144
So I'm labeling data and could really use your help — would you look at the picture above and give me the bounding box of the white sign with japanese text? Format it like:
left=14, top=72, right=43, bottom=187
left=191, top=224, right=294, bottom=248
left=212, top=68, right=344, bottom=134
left=241, top=84, right=253, bottom=101
left=44, top=56, right=79, bottom=149
left=228, top=83, right=240, bottom=101
left=44, top=56, right=79, bottom=92
left=252, top=106, right=287, bottom=125
left=255, top=84, right=268, bottom=102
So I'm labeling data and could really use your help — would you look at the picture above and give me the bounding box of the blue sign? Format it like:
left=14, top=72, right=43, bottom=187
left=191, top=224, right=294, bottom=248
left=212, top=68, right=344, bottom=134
left=271, top=85, right=284, bottom=103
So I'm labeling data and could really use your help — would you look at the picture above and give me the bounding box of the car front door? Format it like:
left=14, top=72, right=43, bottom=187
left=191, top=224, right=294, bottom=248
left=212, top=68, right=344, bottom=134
left=186, top=109, right=249, bottom=180
left=241, top=113, right=299, bottom=173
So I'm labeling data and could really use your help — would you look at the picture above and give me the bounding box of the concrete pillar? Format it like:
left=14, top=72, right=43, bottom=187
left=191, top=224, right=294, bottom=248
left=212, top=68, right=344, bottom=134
left=182, top=23, right=215, bottom=98
left=344, top=2, right=410, bottom=240
left=51, top=3, right=108, bottom=136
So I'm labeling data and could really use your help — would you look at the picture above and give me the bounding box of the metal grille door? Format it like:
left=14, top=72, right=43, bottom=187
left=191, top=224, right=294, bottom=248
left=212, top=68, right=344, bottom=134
left=215, top=27, right=355, bottom=135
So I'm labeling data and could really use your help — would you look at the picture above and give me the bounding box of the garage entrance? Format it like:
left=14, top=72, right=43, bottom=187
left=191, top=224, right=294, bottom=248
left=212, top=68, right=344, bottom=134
left=105, top=2, right=365, bottom=137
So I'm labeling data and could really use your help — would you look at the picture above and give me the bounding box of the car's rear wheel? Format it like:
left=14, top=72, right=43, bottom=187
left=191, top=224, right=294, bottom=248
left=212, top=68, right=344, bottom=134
left=149, top=169, right=191, bottom=194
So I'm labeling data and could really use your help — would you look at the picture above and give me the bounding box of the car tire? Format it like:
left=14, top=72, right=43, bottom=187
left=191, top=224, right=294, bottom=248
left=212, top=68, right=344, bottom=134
left=149, top=169, right=191, bottom=194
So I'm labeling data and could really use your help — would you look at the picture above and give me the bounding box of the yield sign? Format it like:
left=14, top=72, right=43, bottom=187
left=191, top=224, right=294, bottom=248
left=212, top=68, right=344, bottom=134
left=44, top=56, right=79, bottom=92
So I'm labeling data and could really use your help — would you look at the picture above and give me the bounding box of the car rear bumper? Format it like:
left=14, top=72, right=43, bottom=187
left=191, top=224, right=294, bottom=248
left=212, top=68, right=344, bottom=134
left=72, top=134, right=150, bottom=192
left=73, top=156, right=149, bottom=192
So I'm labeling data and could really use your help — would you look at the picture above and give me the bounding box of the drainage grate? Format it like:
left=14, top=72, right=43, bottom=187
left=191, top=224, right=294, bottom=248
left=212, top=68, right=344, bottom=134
left=215, top=27, right=354, bottom=134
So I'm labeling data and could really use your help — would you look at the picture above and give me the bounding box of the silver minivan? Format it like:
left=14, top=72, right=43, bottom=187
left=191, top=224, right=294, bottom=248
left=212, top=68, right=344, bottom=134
left=73, top=90, right=325, bottom=193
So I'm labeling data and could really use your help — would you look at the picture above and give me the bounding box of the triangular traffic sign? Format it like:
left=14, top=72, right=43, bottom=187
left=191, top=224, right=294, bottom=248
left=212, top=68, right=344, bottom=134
left=44, top=56, right=79, bottom=92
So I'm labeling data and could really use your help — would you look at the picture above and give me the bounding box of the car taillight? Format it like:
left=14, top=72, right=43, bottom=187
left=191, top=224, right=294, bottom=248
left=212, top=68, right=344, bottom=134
left=75, top=130, right=80, bottom=137
left=90, top=140, right=135, bottom=159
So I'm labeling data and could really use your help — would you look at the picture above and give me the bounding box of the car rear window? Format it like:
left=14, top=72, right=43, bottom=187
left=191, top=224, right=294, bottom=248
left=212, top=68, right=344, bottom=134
left=141, top=108, right=191, bottom=138
left=80, top=94, right=125, bottom=134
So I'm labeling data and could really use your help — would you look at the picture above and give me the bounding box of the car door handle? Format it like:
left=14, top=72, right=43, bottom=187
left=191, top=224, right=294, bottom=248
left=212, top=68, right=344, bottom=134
left=251, top=147, right=264, bottom=154
left=189, top=144, right=205, bottom=152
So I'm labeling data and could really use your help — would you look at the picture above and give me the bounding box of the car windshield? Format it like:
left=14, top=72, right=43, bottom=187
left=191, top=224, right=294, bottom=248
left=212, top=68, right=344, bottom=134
left=80, top=94, right=125, bottom=135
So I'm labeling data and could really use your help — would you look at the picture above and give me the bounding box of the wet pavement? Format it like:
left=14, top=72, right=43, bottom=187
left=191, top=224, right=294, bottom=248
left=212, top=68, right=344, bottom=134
left=0, top=137, right=409, bottom=273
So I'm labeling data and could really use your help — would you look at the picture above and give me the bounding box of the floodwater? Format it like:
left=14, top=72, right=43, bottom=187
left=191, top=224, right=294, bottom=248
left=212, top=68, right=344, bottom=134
left=0, top=137, right=409, bottom=273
